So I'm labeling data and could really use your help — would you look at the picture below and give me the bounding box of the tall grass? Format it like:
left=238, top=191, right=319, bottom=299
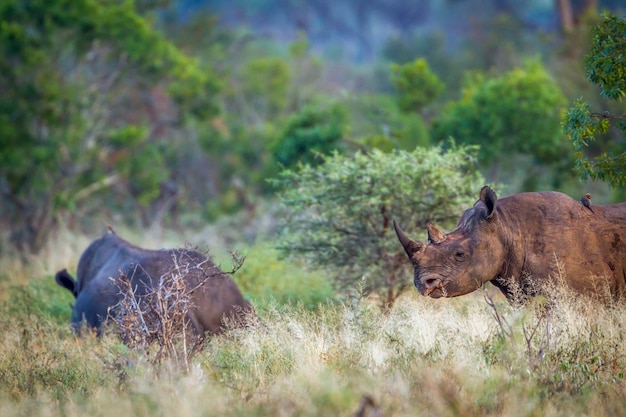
left=2, top=287, right=625, bottom=416
left=0, top=229, right=625, bottom=416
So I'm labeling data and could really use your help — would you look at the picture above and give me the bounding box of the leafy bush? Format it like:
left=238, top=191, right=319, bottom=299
left=347, top=94, right=430, bottom=152
left=271, top=100, right=348, bottom=168
left=242, top=58, right=290, bottom=118
left=390, top=58, right=444, bottom=114
left=433, top=60, right=568, bottom=187
left=270, top=143, right=484, bottom=309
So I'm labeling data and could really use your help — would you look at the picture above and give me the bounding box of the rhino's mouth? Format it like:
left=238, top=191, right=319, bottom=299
left=425, top=286, right=445, bottom=298
left=424, top=285, right=449, bottom=298
left=417, top=275, right=448, bottom=298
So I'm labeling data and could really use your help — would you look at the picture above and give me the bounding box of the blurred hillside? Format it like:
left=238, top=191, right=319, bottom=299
left=178, top=0, right=622, bottom=62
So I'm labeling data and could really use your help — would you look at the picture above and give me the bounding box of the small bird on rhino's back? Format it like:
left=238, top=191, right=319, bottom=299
left=581, top=193, right=594, bottom=213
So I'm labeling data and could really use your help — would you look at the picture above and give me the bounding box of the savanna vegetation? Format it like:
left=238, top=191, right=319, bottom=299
left=1, top=0, right=625, bottom=415
left=2, top=243, right=626, bottom=417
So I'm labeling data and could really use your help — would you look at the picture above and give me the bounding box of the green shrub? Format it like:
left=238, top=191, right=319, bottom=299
left=390, top=58, right=444, bottom=114
left=347, top=94, right=430, bottom=151
left=433, top=60, right=569, bottom=188
left=270, top=143, right=484, bottom=309
left=271, top=100, right=348, bottom=169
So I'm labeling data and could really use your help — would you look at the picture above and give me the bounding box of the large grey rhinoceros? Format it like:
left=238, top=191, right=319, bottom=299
left=56, top=230, right=253, bottom=334
left=394, top=186, right=626, bottom=302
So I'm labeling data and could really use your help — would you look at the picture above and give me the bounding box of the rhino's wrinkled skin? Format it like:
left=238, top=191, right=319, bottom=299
left=56, top=231, right=253, bottom=334
left=395, top=186, right=626, bottom=302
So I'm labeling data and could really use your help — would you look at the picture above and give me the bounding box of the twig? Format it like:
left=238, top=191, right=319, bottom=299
left=483, top=287, right=512, bottom=340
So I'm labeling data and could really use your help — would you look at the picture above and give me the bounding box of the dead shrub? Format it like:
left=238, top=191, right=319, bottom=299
left=108, top=249, right=244, bottom=370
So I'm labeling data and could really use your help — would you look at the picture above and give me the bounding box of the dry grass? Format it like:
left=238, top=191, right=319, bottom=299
left=2, top=287, right=625, bottom=417
left=0, top=230, right=625, bottom=417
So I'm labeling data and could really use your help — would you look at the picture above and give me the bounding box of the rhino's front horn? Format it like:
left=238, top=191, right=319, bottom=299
left=427, top=223, right=447, bottom=244
left=393, top=220, right=423, bottom=257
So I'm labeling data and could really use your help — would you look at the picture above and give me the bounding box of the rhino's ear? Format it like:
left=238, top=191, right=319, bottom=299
left=479, top=185, right=497, bottom=219
left=427, top=223, right=447, bottom=244
left=393, top=220, right=424, bottom=257
left=56, top=269, right=78, bottom=298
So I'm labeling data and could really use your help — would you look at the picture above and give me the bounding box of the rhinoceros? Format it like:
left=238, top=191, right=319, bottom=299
left=394, top=186, right=626, bottom=302
left=56, top=230, right=253, bottom=334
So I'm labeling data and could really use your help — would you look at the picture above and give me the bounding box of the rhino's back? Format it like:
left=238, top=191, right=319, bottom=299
left=495, top=191, right=626, bottom=296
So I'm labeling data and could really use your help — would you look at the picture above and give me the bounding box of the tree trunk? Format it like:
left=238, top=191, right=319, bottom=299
left=556, top=0, right=575, bottom=33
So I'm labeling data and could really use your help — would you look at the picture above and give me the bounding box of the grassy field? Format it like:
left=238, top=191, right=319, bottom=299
left=1, top=229, right=625, bottom=417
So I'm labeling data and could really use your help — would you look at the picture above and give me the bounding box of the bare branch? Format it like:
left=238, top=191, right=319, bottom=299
left=590, top=111, right=626, bottom=120
left=107, top=249, right=231, bottom=370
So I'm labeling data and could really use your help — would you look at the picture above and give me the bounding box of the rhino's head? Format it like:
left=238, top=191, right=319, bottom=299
left=394, top=186, right=506, bottom=298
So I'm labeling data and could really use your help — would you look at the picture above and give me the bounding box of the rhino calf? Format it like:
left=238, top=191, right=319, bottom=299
left=56, top=230, right=253, bottom=334
left=395, top=186, right=626, bottom=302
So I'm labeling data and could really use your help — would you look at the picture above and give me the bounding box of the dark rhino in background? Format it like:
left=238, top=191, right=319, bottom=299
left=56, top=230, right=253, bottom=334
left=394, top=186, right=626, bottom=302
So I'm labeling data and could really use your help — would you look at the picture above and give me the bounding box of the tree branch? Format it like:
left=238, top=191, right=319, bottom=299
left=590, top=112, right=626, bottom=120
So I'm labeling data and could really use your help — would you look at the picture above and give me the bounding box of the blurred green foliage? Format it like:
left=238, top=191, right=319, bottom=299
left=563, top=13, right=626, bottom=188
left=383, top=32, right=463, bottom=94
left=0, top=0, right=219, bottom=251
left=270, top=144, right=484, bottom=309
left=271, top=100, right=348, bottom=168
left=432, top=61, right=569, bottom=188
left=390, top=58, right=444, bottom=114
left=1, top=0, right=625, bottom=256
left=347, top=94, right=430, bottom=152
left=242, top=58, right=290, bottom=118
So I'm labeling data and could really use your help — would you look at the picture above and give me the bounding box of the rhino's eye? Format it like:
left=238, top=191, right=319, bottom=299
left=454, top=251, right=467, bottom=262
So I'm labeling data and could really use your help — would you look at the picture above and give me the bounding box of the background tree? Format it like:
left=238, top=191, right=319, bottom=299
left=271, top=100, right=348, bottom=169
left=563, top=12, right=626, bottom=189
left=0, top=0, right=219, bottom=252
left=2, top=0, right=625, bottom=255
left=241, top=59, right=291, bottom=122
left=351, top=57, right=443, bottom=153
left=339, top=59, right=441, bottom=154
left=185, top=31, right=325, bottom=216
left=432, top=60, right=570, bottom=189
left=348, top=94, right=431, bottom=153
left=390, top=58, right=444, bottom=115
left=270, top=143, right=484, bottom=310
